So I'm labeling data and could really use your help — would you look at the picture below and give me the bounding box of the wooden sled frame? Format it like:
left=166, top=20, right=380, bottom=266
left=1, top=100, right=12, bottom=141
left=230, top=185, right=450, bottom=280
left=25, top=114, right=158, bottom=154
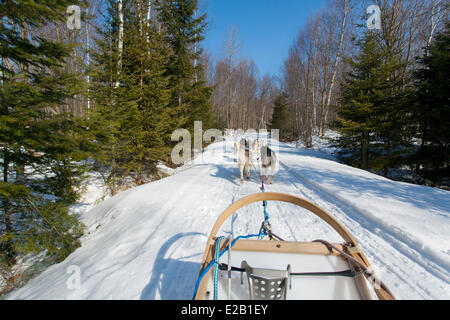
left=194, top=192, right=394, bottom=300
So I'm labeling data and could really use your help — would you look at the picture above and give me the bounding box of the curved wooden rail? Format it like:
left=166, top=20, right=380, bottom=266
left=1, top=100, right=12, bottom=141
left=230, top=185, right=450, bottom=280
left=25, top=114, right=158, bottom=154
left=205, top=192, right=359, bottom=245
left=195, top=192, right=392, bottom=300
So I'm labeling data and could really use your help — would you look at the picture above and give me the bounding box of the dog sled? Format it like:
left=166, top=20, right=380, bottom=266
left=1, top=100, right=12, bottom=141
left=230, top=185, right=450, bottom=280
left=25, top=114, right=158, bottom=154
left=193, top=192, right=395, bottom=300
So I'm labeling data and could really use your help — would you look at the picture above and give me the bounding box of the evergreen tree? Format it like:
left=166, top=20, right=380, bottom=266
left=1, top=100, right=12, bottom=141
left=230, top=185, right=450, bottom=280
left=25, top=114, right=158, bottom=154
left=411, top=22, right=450, bottom=184
left=269, top=94, right=289, bottom=141
left=120, top=0, right=177, bottom=184
left=334, top=31, right=407, bottom=173
left=155, top=0, right=213, bottom=134
left=89, top=0, right=126, bottom=195
left=0, top=0, right=89, bottom=267
left=90, top=0, right=179, bottom=191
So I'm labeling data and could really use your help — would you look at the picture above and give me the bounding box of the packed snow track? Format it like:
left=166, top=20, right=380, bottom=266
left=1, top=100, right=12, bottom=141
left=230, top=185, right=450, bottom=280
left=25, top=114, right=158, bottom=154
left=6, top=137, right=450, bottom=300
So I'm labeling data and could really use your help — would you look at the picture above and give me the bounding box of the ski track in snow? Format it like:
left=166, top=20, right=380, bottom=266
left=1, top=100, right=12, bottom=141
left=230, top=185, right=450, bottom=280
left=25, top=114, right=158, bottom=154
left=6, top=137, right=450, bottom=300
left=276, top=160, right=448, bottom=299
left=280, top=159, right=450, bottom=272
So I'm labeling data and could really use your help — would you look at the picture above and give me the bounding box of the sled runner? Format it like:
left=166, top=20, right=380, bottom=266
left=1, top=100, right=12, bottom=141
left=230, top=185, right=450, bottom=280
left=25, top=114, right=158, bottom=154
left=193, top=192, right=395, bottom=300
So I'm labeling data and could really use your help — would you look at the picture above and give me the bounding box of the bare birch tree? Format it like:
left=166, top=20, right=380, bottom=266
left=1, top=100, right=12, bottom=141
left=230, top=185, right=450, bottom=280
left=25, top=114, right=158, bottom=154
left=116, top=0, right=124, bottom=88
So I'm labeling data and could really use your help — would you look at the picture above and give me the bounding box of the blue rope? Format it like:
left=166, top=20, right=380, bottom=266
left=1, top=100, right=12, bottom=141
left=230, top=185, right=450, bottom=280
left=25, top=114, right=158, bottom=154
left=258, top=201, right=270, bottom=240
left=213, top=236, right=224, bottom=300
left=253, top=156, right=270, bottom=223
left=192, top=232, right=264, bottom=300
left=263, top=200, right=270, bottom=222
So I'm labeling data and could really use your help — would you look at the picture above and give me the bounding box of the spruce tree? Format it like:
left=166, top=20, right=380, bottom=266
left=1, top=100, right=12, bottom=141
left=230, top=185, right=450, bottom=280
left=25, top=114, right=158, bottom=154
left=90, top=0, right=179, bottom=190
left=335, top=32, right=382, bottom=169
left=155, top=0, right=213, bottom=134
left=269, top=94, right=289, bottom=141
left=412, top=22, right=450, bottom=184
left=334, top=31, right=407, bottom=173
left=121, top=0, right=176, bottom=184
left=89, top=0, right=126, bottom=195
left=0, top=0, right=88, bottom=267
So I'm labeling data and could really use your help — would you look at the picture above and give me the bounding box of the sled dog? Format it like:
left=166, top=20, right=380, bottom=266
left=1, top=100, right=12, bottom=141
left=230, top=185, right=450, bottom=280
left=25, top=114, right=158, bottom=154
left=260, top=141, right=277, bottom=184
left=238, top=139, right=252, bottom=184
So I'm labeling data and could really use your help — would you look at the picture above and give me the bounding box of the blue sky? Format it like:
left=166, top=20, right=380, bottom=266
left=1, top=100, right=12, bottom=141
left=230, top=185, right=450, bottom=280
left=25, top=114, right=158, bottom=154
left=201, top=0, right=327, bottom=78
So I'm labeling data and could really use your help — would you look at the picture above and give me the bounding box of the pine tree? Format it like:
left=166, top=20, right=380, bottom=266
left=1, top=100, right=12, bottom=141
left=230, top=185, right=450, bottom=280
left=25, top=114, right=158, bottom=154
left=90, top=0, right=179, bottom=190
left=120, top=0, right=177, bottom=184
left=88, top=0, right=125, bottom=195
left=155, top=0, right=213, bottom=134
left=335, top=32, right=382, bottom=170
left=0, top=0, right=89, bottom=267
left=412, top=22, right=450, bottom=184
left=334, top=31, right=407, bottom=173
left=269, top=94, right=289, bottom=141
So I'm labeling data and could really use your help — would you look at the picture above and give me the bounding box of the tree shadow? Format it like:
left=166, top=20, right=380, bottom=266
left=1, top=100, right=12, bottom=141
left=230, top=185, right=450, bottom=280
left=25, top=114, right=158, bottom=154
left=209, top=164, right=243, bottom=186
left=140, top=232, right=206, bottom=300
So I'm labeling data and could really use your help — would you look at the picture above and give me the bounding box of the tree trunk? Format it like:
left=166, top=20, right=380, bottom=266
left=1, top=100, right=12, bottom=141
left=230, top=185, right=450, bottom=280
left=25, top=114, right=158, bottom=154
left=427, top=0, right=442, bottom=47
left=116, top=0, right=124, bottom=88
left=86, top=9, right=91, bottom=110
left=322, top=0, right=350, bottom=137
left=2, top=147, right=15, bottom=265
left=361, top=132, right=369, bottom=170
left=3, top=199, right=16, bottom=266
left=147, top=0, right=152, bottom=24
left=136, top=166, right=143, bottom=186
left=384, top=145, right=391, bottom=177
left=3, top=146, right=8, bottom=183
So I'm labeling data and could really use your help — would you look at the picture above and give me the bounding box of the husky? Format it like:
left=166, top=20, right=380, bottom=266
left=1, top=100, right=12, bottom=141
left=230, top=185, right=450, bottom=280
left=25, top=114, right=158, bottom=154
left=260, top=141, right=277, bottom=184
left=234, top=140, right=239, bottom=158
left=237, top=139, right=252, bottom=184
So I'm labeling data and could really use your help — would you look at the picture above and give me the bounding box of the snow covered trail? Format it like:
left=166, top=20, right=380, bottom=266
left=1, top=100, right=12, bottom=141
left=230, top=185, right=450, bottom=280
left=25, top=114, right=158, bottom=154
left=275, top=143, right=450, bottom=299
left=6, top=137, right=450, bottom=300
left=272, top=163, right=449, bottom=299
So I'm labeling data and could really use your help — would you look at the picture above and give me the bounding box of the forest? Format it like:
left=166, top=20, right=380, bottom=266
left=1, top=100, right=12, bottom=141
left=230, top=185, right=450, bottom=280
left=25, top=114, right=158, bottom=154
left=0, top=0, right=448, bottom=289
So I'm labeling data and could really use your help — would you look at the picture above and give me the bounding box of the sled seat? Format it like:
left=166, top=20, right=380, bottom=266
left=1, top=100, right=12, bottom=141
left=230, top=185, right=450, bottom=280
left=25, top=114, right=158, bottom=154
left=240, top=260, right=292, bottom=300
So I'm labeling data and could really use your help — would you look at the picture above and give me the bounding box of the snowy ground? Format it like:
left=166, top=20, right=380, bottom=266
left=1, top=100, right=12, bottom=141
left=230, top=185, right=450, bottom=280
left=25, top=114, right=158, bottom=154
left=6, top=135, right=450, bottom=300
